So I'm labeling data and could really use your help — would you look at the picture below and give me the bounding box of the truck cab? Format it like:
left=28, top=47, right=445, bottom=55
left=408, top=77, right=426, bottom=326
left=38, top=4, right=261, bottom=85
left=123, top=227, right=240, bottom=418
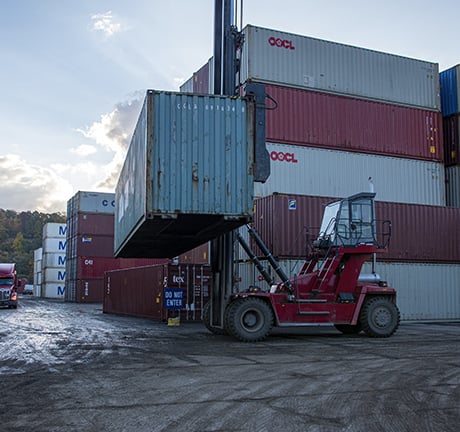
left=0, top=263, right=18, bottom=309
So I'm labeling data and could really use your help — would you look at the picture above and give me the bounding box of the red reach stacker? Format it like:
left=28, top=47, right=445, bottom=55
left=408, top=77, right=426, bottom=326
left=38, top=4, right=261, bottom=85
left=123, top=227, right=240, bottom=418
left=204, top=192, right=400, bottom=342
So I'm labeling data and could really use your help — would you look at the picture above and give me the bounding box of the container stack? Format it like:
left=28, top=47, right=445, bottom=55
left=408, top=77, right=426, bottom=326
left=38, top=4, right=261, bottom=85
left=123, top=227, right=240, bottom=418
left=65, top=191, right=168, bottom=303
left=182, top=24, right=460, bottom=321
left=440, top=64, right=460, bottom=207
left=41, top=223, right=67, bottom=299
left=33, top=247, right=43, bottom=296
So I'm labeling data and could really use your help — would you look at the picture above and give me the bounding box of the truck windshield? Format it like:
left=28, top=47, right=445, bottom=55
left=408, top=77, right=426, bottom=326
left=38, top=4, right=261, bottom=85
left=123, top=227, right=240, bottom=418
left=0, top=278, right=14, bottom=286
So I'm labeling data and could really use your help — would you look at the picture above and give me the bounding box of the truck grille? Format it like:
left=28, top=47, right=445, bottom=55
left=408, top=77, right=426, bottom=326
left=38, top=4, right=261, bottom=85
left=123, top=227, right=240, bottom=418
left=0, top=289, right=10, bottom=301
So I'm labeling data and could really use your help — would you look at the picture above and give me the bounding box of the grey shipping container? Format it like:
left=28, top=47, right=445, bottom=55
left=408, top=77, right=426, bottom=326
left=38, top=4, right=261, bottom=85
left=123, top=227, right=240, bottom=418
left=115, top=90, right=254, bottom=258
left=255, top=143, right=446, bottom=206
left=235, top=260, right=460, bottom=321
left=446, top=166, right=460, bottom=207
left=240, top=25, right=440, bottom=111
left=67, top=191, right=115, bottom=216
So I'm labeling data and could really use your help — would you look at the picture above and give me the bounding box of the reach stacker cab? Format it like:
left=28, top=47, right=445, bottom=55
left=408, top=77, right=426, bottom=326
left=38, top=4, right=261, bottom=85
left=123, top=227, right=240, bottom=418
left=205, top=192, right=400, bottom=342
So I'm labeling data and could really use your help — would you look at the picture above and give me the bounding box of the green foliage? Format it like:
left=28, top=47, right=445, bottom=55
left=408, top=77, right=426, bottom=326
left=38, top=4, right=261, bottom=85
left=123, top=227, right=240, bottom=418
left=0, top=209, right=66, bottom=281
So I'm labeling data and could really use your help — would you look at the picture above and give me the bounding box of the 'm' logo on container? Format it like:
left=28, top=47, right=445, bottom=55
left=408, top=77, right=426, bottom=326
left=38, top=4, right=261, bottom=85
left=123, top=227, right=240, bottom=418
left=268, top=37, right=295, bottom=50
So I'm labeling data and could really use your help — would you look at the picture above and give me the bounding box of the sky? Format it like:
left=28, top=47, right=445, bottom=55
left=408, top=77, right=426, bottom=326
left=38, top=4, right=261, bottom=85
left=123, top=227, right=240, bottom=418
left=0, top=0, right=459, bottom=213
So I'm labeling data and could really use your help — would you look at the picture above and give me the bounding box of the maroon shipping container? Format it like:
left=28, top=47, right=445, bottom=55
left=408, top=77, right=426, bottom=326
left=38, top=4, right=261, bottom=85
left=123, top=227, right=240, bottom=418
left=193, top=60, right=210, bottom=94
left=442, top=114, right=459, bottom=166
left=103, top=264, right=211, bottom=321
left=177, top=242, right=209, bottom=265
left=68, top=234, right=115, bottom=258
left=75, top=279, right=104, bottom=303
left=77, top=256, right=169, bottom=279
left=67, top=213, right=115, bottom=237
left=251, top=193, right=460, bottom=263
left=261, top=83, right=443, bottom=161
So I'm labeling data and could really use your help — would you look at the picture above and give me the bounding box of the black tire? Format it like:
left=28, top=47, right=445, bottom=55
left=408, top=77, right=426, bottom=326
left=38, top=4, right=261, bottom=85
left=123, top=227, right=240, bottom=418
left=225, top=297, right=274, bottom=342
left=202, top=302, right=227, bottom=335
left=360, top=296, right=400, bottom=338
left=334, top=323, right=362, bottom=335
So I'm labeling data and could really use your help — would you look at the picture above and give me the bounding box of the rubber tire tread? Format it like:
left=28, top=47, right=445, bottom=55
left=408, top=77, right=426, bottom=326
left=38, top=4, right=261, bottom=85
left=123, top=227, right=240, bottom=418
left=360, top=296, right=400, bottom=338
left=225, top=297, right=273, bottom=342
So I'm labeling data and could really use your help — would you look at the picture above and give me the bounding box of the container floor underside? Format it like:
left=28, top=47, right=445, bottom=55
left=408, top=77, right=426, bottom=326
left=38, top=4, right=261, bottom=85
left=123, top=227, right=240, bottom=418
left=116, top=213, right=251, bottom=258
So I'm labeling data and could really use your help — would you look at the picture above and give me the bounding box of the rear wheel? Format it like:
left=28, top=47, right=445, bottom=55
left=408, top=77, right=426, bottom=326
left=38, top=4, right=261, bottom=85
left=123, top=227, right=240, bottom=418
left=360, top=296, right=400, bottom=338
left=225, top=297, right=273, bottom=342
left=202, top=302, right=227, bottom=335
left=334, top=323, right=362, bottom=335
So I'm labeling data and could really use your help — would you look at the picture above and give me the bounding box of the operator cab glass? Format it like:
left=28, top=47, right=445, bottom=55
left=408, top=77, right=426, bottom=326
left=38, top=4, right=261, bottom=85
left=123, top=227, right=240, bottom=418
left=317, top=192, right=377, bottom=247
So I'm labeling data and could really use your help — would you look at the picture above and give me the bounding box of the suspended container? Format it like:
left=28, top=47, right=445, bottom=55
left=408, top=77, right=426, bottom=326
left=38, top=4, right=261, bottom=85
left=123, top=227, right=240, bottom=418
left=254, top=143, right=446, bottom=206
left=115, top=90, right=254, bottom=258
left=240, top=25, right=440, bottom=111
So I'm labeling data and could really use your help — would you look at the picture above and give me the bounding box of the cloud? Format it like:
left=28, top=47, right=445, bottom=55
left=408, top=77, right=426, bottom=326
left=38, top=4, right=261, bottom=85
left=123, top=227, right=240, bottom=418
left=76, top=94, right=143, bottom=190
left=70, top=144, right=97, bottom=156
left=90, top=11, right=125, bottom=37
left=0, top=154, right=73, bottom=213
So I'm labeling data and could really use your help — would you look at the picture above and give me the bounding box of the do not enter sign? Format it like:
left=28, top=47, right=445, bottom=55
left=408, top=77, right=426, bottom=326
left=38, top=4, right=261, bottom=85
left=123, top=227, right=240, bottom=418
left=164, top=288, right=183, bottom=310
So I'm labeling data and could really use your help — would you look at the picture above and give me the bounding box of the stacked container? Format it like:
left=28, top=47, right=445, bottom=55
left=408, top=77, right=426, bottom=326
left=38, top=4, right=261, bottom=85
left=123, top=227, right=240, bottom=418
left=440, top=64, right=460, bottom=206
left=41, top=223, right=67, bottom=299
left=33, top=247, right=43, bottom=296
left=66, top=191, right=210, bottom=303
left=182, top=24, right=460, bottom=321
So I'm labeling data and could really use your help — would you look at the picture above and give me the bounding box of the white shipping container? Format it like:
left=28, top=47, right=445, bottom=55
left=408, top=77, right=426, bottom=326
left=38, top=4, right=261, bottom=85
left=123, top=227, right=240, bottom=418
left=42, top=283, right=65, bottom=299
left=34, top=247, right=43, bottom=261
left=43, top=267, right=66, bottom=284
left=42, top=253, right=66, bottom=268
left=34, top=284, right=41, bottom=297
left=445, top=165, right=460, bottom=207
left=67, top=191, right=115, bottom=216
left=34, top=259, right=42, bottom=274
left=362, top=262, right=460, bottom=320
left=42, top=222, right=67, bottom=239
left=240, top=25, right=440, bottom=111
left=255, top=143, right=446, bottom=206
left=33, top=271, right=42, bottom=286
left=42, top=237, right=67, bottom=254
left=235, top=261, right=460, bottom=321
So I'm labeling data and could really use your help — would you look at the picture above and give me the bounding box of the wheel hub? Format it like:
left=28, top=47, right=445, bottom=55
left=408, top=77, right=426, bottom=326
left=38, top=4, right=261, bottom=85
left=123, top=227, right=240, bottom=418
left=241, top=309, right=263, bottom=332
left=373, top=307, right=391, bottom=328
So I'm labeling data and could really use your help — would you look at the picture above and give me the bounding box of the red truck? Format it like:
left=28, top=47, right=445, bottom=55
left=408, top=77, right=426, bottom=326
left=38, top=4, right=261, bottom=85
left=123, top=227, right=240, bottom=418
left=0, top=263, right=19, bottom=309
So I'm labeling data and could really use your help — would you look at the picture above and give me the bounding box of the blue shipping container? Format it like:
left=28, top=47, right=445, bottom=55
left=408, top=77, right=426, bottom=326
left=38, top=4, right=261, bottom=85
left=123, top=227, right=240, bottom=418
left=115, top=90, right=254, bottom=258
left=440, top=65, right=460, bottom=116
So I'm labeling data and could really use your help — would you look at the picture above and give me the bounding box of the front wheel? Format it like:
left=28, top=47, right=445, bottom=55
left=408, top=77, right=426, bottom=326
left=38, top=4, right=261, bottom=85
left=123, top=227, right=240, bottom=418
left=225, top=297, right=273, bottom=342
left=360, top=296, right=400, bottom=338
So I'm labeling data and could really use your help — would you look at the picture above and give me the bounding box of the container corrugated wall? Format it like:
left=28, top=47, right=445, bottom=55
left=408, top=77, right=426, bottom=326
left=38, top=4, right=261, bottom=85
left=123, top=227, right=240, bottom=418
left=254, top=143, right=446, bottom=205
left=235, top=260, right=460, bottom=321
left=440, top=65, right=460, bottom=116
left=250, top=193, right=460, bottom=262
left=263, top=83, right=443, bottom=161
left=443, top=114, right=459, bottom=166
left=362, top=262, right=460, bottom=320
left=179, top=76, right=193, bottom=93
left=446, top=166, right=460, bottom=207
left=66, top=191, right=115, bottom=215
left=115, top=90, right=254, bottom=258
left=241, top=25, right=440, bottom=111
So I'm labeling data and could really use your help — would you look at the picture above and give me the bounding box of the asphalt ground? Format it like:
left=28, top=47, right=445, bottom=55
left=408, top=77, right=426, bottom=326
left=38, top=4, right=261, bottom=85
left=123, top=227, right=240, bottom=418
left=1, top=297, right=459, bottom=432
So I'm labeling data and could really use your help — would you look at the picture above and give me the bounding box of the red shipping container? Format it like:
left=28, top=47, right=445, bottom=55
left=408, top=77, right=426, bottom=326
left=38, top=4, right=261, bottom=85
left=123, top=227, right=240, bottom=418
left=103, top=264, right=211, bottom=321
left=193, top=61, right=210, bottom=94
left=73, top=234, right=114, bottom=258
left=251, top=193, right=460, bottom=263
left=260, top=83, right=443, bottom=162
left=75, top=279, right=104, bottom=303
left=442, top=114, right=460, bottom=166
left=72, top=213, right=115, bottom=236
left=177, top=243, right=209, bottom=265
left=77, top=256, right=169, bottom=279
